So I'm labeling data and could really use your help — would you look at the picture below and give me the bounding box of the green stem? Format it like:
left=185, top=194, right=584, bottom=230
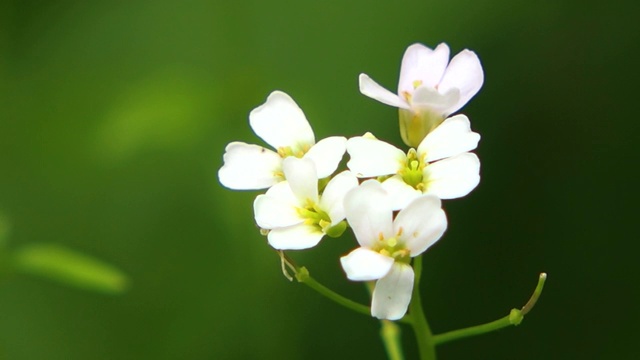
left=295, top=266, right=372, bottom=317
left=380, top=320, right=405, bottom=360
left=433, top=273, right=547, bottom=346
left=433, top=314, right=513, bottom=345
left=278, top=251, right=412, bottom=325
left=409, top=255, right=437, bottom=360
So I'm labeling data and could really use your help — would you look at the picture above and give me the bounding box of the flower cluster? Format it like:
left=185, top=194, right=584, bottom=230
left=218, top=43, right=483, bottom=320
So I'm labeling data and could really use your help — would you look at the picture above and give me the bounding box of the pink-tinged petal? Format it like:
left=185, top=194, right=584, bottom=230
left=394, top=195, right=447, bottom=256
left=424, top=153, right=480, bottom=199
left=344, top=180, right=394, bottom=248
left=380, top=176, right=422, bottom=211
left=417, top=114, right=481, bottom=162
left=319, top=171, right=359, bottom=225
left=304, top=136, right=347, bottom=178
left=340, top=247, right=394, bottom=281
left=371, top=263, right=415, bottom=320
left=398, top=43, right=450, bottom=94
left=267, top=224, right=324, bottom=250
left=411, top=86, right=460, bottom=115
left=253, top=184, right=302, bottom=229
left=359, top=74, right=410, bottom=109
left=346, top=137, right=406, bottom=177
left=282, top=157, right=318, bottom=204
left=437, top=50, right=484, bottom=115
left=218, top=142, right=283, bottom=190
left=249, top=91, right=315, bottom=151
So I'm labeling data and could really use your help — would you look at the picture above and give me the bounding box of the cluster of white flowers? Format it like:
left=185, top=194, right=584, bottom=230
left=218, top=43, right=483, bottom=320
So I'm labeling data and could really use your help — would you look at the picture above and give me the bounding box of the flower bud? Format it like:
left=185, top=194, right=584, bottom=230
left=324, top=220, right=348, bottom=238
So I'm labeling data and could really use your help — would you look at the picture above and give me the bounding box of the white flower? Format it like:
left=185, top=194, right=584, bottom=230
left=340, top=180, right=447, bottom=320
left=359, top=43, right=483, bottom=147
left=218, top=91, right=347, bottom=190
left=253, top=157, right=358, bottom=250
left=347, top=115, right=480, bottom=210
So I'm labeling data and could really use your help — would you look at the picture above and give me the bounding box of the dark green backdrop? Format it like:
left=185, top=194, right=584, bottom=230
left=0, top=0, right=637, bottom=359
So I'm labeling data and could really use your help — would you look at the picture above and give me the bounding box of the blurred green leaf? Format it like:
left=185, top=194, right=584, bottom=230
left=12, top=243, right=129, bottom=294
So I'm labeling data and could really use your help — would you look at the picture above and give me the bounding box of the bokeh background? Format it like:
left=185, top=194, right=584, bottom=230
left=0, top=0, right=638, bottom=359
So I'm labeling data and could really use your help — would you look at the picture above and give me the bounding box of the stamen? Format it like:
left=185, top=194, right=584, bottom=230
left=391, top=249, right=410, bottom=259
left=277, top=147, right=287, bottom=157
left=273, top=170, right=284, bottom=180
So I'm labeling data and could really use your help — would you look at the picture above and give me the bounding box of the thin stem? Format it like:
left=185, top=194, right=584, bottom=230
left=380, top=320, right=405, bottom=360
left=295, top=266, right=372, bottom=317
left=279, top=251, right=412, bottom=324
left=432, top=315, right=513, bottom=345
left=521, top=273, right=547, bottom=316
left=409, top=255, right=437, bottom=360
left=433, top=272, right=548, bottom=346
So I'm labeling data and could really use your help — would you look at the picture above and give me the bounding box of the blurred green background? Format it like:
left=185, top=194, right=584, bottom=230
left=0, top=0, right=637, bottom=359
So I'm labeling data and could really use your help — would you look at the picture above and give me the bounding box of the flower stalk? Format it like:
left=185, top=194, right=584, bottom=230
left=294, top=266, right=372, bottom=317
left=380, top=320, right=405, bottom=360
left=280, top=249, right=371, bottom=316
left=408, top=255, right=437, bottom=360
left=432, top=273, right=547, bottom=346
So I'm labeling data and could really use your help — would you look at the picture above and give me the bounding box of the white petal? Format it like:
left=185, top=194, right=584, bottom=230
left=411, top=86, right=460, bottom=114
left=282, top=157, right=318, bottom=203
left=437, top=50, right=484, bottom=115
left=253, top=183, right=302, bottom=229
left=372, top=263, right=415, bottom=320
left=394, top=195, right=447, bottom=256
left=424, top=153, right=480, bottom=199
left=398, top=43, right=450, bottom=94
left=340, top=247, right=395, bottom=281
left=304, top=136, right=347, bottom=178
left=218, top=142, right=283, bottom=190
left=249, top=91, right=315, bottom=151
left=346, top=137, right=405, bottom=177
left=267, top=223, right=324, bottom=250
left=264, top=178, right=300, bottom=202
left=417, top=114, right=481, bottom=162
left=319, top=171, right=359, bottom=225
left=344, top=180, right=394, bottom=248
left=359, top=74, right=410, bottom=109
left=380, top=176, right=422, bottom=211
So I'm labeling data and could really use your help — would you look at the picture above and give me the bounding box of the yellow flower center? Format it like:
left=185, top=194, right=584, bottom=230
left=296, top=199, right=332, bottom=232
left=277, top=143, right=312, bottom=159
left=373, top=229, right=411, bottom=264
left=398, top=148, right=428, bottom=191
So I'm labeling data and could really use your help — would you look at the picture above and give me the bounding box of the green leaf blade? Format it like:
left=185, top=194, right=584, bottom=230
left=12, top=243, right=130, bottom=294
